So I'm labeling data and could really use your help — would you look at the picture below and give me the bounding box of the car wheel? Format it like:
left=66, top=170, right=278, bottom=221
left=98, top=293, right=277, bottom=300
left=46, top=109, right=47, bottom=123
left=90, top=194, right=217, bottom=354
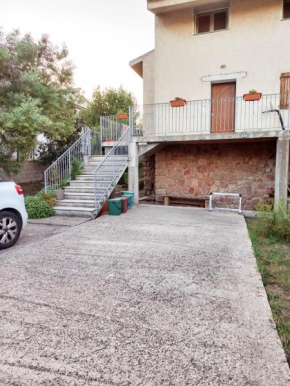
left=0, top=211, right=22, bottom=250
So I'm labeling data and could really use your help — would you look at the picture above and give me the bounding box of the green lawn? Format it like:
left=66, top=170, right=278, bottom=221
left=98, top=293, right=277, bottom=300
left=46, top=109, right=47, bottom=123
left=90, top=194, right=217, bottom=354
left=247, top=219, right=290, bottom=365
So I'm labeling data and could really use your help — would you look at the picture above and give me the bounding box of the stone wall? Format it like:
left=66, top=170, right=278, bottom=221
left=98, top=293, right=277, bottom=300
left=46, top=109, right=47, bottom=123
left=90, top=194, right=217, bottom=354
left=155, top=141, right=278, bottom=210
left=142, top=155, right=155, bottom=196
left=12, top=161, right=46, bottom=184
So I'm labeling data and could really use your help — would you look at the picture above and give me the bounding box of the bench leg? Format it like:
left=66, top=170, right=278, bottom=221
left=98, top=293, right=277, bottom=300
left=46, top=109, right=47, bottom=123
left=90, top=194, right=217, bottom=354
left=164, top=196, right=170, bottom=206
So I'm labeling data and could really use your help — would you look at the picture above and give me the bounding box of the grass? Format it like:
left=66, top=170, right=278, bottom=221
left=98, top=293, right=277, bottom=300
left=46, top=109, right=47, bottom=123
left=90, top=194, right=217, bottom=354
left=248, top=220, right=290, bottom=364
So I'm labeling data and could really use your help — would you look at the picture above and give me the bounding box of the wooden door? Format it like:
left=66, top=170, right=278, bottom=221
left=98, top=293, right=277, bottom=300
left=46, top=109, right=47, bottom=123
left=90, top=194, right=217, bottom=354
left=211, top=82, right=236, bottom=133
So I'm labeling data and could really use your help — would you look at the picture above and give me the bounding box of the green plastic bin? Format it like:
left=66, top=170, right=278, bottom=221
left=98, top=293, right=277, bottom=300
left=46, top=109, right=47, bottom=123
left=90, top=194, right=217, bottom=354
left=122, top=191, right=134, bottom=208
left=108, top=198, right=122, bottom=216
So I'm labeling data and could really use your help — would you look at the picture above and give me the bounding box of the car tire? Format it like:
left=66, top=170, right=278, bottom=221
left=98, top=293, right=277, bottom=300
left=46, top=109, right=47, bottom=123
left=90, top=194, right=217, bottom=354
left=0, top=211, right=22, bottom=250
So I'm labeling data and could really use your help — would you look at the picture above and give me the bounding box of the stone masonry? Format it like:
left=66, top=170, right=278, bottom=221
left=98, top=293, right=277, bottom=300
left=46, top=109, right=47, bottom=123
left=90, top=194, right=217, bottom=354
left=155, top=141, right=278, bottom=210
left=12, top=161, right=46, bottom=184
left=142, top=155, right=155, bottom=196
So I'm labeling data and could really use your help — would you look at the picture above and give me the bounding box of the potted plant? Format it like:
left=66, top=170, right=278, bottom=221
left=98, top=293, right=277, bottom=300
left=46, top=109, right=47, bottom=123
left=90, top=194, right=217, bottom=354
left=170, top=97, right=187, bottom=107
left=243, top=89, right=262, bottom=101
left=54, top=179, right=69, bottom=200
left=116, top=113, right=129, bottom=120
left=54, top=188, right=64, bottom=200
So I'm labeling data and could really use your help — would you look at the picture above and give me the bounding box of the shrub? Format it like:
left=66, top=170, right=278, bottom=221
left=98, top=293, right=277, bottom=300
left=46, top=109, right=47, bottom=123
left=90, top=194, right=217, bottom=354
left=71, top=158, right=83, bottom=180
left=254, top=198, right=274, bottom=213
left=25, top=195, right=55, bottom=219
left=252, top=201, right=290, bottom=243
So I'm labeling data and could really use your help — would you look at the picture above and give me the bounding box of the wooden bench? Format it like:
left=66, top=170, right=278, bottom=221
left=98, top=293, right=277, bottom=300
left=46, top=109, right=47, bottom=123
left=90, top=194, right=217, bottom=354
left=164, top=196, right=209, bottom=208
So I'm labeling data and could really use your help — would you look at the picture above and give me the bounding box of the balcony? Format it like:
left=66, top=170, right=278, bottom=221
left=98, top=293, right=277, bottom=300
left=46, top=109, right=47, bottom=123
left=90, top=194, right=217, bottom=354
left=134, top=94, right=290, bottom=142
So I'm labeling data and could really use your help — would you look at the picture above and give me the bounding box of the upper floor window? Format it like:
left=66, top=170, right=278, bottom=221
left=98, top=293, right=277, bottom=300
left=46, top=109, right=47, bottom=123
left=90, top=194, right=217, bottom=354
left=196, top=9, right=228, bottom=34
left=284, top=0, right=290, bottom=19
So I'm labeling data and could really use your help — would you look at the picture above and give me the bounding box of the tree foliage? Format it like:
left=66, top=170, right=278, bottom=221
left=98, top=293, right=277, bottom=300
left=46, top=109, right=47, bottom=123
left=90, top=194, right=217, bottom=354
left=81, top=86, right=136, bottom=128
left=0, top=29, right=80, bottom=173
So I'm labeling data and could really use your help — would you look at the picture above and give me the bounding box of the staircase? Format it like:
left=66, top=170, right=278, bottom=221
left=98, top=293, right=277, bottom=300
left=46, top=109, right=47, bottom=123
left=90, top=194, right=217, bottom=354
left=44, top=121, right=131, bottom=219
left=54, top=154, right=128, bottom=218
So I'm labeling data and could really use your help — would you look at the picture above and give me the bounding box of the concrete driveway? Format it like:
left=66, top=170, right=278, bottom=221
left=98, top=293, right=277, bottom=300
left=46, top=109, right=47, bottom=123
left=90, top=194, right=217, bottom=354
left=0, top=205, right=289, bottom=385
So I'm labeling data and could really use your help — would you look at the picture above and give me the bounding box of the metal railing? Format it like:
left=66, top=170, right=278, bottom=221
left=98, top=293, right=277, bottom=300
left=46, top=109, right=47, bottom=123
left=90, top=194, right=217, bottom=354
left=44, top=128, right=101, bottom=192
left=93, top=126, right=130, bottom=212
left=133, top=93, right=290, bottom=137
left=100, top=115, right=129, bottom=142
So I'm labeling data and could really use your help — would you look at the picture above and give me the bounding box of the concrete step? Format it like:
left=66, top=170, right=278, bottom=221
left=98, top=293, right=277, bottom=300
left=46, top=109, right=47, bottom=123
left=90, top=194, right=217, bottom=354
left=70, top=180, right=114, bottom=187
left=64, top=186, right=110, bottom=194
left=64, top=192, right=95, bottom=200
left=56, top=199, right=96, bottom=208
left=67, top=181, right=112, bottom=191
left=64, top=187, right=95, bottom=193
left=83, top=163, right=125, bottom=171
left=75, top=174, right=116, bottom=181
left=88, top=156, right=105, bottom=162
left=54, top=206, right=96, bottom=218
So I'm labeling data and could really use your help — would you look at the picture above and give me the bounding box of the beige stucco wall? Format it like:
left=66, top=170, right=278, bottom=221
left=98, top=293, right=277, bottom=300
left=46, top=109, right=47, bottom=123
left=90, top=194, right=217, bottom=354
left=143, top=51, right=156, bottom=105
left=154, top=0, right=290, bottom=103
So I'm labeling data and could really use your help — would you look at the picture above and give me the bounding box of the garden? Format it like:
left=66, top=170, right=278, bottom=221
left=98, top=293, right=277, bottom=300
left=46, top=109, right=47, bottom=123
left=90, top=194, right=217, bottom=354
left=248, top=200, right=290, bottom=365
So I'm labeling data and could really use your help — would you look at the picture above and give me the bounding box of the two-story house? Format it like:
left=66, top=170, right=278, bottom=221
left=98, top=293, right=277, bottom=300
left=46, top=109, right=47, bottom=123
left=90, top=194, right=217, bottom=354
left=129, top=0, right=290, bottom=210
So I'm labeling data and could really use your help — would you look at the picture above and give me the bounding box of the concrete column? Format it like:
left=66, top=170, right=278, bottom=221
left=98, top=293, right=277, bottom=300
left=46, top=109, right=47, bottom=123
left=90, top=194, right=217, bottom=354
left=128, top=140, right=139, bottom=205
left=274, top=136, right=290, bottom=208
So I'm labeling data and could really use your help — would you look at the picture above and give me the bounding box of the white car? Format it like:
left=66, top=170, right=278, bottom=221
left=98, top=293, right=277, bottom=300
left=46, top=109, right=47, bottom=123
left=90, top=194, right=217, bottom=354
left=0, top=171, right=28, bottom=250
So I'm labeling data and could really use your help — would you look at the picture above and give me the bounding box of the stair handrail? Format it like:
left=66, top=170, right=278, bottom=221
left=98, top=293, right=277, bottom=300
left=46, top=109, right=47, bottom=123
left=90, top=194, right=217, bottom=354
left=44, top=127, right=91, bottom=193
left=93, top=125, right=130, bottom=211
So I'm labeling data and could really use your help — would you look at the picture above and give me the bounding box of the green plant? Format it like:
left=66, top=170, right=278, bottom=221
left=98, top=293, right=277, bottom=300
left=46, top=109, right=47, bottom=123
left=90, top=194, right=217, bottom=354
left=119, top=169, right=128, bottom=185
left=0, top=29, right=79, bottom=174
left=71, top=158, right=83, bottom=180
left=252, top=198, right=290, bottom=243
left=254, top=198, right=274, bottom=212
left=41, top=193, right=56, bottom=208
left=249, top=89, right=258, bottom=94
left=25, top=196, right=55, bottom=219
left=247, top=221, right=290, bottom=363
left=36, top=189, right=56, bottom=199
left=59, top=178, right=69, bottom=189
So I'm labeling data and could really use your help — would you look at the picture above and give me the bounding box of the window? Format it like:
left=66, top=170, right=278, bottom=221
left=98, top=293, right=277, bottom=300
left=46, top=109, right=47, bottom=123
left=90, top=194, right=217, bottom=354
left=280, top=73, right=290, bottom=109
left=283, top=0, right=290, bottom=19
left=196, top=9, right=228, bottom=34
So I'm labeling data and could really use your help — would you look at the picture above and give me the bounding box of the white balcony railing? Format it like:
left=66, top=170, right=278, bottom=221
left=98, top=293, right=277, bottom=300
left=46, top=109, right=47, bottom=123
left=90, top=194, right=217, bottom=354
left=134, top=94, right=290, bottom=138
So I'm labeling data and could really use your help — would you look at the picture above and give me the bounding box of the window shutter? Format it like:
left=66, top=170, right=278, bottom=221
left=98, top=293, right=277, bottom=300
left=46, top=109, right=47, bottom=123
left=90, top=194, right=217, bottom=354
left=280, top=73, right=290, bottom=109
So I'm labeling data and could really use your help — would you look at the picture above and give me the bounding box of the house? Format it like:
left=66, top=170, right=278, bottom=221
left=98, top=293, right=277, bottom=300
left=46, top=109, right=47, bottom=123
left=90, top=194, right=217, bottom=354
left=129, top=0, right=290, bottom=210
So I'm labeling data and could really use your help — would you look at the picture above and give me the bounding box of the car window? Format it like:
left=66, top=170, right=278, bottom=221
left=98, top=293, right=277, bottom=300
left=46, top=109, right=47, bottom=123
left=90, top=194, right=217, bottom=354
left=0, top=170, right=11, bottom=182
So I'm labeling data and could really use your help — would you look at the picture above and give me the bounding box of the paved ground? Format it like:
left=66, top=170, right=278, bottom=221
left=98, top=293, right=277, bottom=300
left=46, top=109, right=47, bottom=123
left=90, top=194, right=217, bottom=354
left=17, top=217, right=90, bottom=248
left=0, top=206, right=289, bottom=385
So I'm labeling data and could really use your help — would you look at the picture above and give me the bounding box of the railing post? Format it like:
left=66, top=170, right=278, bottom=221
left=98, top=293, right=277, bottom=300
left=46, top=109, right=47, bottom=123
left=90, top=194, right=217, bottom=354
left=288, top=93, right=290, bottom=135
left=44, top=171, right=47, bottom=193
left=129, top=105, right=134, bottom=137
left=68, top=150, right=71, bottom=181
left=88, top=129, right=92, bottom=157
left=100, top=117, right=103, bottom=147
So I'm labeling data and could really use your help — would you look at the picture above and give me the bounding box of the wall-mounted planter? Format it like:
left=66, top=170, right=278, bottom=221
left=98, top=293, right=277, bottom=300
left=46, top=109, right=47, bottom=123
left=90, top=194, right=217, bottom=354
left=104, top=137, right=115, bottom=142
left=170, top=99, right=186, bottom=107
left=116, top=113, right=129, bottom=120
left=243, top=93, right=262, bottom=102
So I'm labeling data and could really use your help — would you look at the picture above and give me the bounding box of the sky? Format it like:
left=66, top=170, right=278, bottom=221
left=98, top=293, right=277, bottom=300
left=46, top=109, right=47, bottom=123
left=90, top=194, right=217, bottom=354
left=0, top=0, right=155, bottom=104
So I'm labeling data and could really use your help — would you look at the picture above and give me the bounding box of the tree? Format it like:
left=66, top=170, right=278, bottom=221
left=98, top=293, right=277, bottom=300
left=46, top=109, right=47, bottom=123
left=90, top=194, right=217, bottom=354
left=0, top=29, right=80, bottom=173
left=81, top=86, right=136, bottom=128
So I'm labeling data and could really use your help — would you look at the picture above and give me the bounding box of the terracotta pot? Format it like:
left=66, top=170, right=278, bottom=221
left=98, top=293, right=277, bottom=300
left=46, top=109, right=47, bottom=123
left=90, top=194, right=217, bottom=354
left=104, top=137, right=115, bottom=142
left=116, top=113, right=129, bottom=120
left=54, top=189, right=64, bottom=200
left=170, top=99, right=186, bottom=107
left=243, top=93, right=262, bottom=101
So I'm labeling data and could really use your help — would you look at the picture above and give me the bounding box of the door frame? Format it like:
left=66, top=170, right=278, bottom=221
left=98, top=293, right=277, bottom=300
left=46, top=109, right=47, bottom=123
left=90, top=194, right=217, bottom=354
left=210, top=80, right=237, bottom=134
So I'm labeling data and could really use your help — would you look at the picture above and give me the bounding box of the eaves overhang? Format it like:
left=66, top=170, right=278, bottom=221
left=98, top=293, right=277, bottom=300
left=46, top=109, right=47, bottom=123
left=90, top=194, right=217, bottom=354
left=129, top=49, right=155, bottom=78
